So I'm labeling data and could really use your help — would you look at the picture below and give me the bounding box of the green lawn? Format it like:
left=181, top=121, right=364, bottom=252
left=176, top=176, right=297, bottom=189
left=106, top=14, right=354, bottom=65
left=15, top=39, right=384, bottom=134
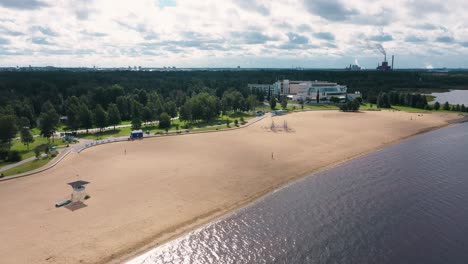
left=360, top=103, right=466, bottom=114
left=1, top=136, right=69, bottom=169
left=1, top=156, right=52, bottom=177
left=304, top=104, right=339, bottom=110
left=390, top=105, right=431, bottom=113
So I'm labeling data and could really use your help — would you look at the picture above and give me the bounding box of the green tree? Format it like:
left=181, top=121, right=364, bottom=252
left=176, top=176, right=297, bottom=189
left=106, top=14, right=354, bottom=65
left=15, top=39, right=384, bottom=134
left=443, top=101, right=450, bottom=111
left=131, top=117, right=142, bottom=130
left=65, top=96, right=81, bottom=130
left=38, top=107, right=59, bottom=143
left=79, top=104, right=94, bottom=133
left=226, top=119, right=231, bottom=128
left=461, top=104, right=466, bottom=112
left=182, top=93, right=219, bottom=122
left=159, top=112, right=171, bottom=129
left=434, top=101, right=440, bottom=111
left=377, top=92, right=391, bottom=108
left=330, top=96, right=340, bottom=104
left=34, top=147, right=41, bottom=159
left=142, top=106, right=154, bottom=125
left=340, top=99, right=361, bottom=112
left=164, top=101, right=178, bottom=118
left=0, top=115, right=18, bottom=150
left=269, top=96, right=276, bottom=110
left=107, top=103, right=121, bottom=130
left=20, top=127, right=34, bottom=150
left=298, top=98, right=304, bottom=110
left=246, top=95, right=257, bottom=111
left=94, top=104, right=108, bottom=131
left=280, top=96, right=288, bottom=110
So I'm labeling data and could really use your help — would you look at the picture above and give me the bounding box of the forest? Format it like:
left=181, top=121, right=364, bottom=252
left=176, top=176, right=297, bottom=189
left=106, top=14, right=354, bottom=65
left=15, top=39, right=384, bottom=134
left=1, top=69, right=468, bottom=164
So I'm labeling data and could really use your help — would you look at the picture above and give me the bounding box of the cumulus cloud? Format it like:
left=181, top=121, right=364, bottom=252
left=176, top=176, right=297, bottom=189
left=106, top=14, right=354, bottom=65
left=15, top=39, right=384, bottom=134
left=31, top=26, right=58, bottom=36
left=231, top=31, right=277, bottom=44
left=31, top=37, right=52, bottom=45
left=0, top=0, right=48, bottom=10
left=233, top=0, right=270, bottom=16
left=287, top=32, right=309, bottom=44
left=314, top=32, right=335, bottom=41
left=436, top=36, right=455, bottom=43
left=369, top=33, right=393, bottom=42
left=0, top=0, right=466, bottom=68
left=0, top=37, right=11, bottom=45
left=405, top=36, right=426, bottom=43
left=303, top=0, right=358, bottom=21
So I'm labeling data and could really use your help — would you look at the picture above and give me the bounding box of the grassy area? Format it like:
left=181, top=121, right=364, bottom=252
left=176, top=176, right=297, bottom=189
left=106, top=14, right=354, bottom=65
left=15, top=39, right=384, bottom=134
left=78, top=127, right=132, bottom=139
left=1, top=156, right=52, bottom=177
left=390, top=105, right=431, bottom=113
left=304, top=104, right=340, bottom=110
left=77, top=113, right=256, bottom=139
left=0, top=137, right=69, bottom=169
left=360, top=103, right=466, bottom=114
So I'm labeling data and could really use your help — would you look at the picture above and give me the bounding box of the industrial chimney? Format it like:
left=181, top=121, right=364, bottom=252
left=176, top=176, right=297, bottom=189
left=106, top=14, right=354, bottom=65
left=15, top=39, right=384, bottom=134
left=391, top=55, right=394, bottom=70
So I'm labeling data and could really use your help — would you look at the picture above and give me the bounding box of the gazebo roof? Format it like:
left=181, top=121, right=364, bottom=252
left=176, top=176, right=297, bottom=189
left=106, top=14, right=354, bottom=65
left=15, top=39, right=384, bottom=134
left=67, top=180, right=90, bottom=189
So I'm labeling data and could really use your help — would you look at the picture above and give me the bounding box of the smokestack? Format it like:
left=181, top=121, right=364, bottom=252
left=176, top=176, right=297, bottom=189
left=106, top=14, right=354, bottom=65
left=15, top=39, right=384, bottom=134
left=391, top=55, right=394, bottom=70
left=384, top=54, right=387, bottom=62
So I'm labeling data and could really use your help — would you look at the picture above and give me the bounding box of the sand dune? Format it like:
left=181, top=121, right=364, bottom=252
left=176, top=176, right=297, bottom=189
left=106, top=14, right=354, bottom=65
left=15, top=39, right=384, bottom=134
left=0, top=110, right=460, bottom=264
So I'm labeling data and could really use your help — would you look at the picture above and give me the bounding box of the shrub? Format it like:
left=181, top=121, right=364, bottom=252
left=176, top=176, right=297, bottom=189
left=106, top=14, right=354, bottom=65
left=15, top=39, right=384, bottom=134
left=234, top=119, right=239, bottom=126
left=34, top=147, right=41, bottom=158
left=340, top=99, right=361, bottom=112
left=50, top=150, right=59, bottom=158
left=7, top=150, right=21, bottom=162
left=0, top=149, right=8, bottom=161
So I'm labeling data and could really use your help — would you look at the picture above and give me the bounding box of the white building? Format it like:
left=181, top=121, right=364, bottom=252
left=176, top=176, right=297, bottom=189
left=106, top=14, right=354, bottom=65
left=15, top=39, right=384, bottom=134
left=294, top=81, right=347, bottom=103
left=248, top=80, right=349, bottom=103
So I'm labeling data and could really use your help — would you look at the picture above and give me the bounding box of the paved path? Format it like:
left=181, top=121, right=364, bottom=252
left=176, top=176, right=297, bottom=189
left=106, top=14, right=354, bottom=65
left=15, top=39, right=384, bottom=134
left=0, top=155, right=40, bottom=173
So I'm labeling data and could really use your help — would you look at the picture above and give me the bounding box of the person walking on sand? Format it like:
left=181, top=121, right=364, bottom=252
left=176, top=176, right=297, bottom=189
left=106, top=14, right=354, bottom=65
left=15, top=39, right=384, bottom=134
left=271, top=152, right=274, bottom=160
left=124, top=149, right=126, bottom=155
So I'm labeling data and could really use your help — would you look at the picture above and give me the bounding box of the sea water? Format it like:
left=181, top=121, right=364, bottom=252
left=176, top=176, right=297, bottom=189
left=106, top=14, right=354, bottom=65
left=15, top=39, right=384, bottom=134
left=130, top=122, right=468, bottom=264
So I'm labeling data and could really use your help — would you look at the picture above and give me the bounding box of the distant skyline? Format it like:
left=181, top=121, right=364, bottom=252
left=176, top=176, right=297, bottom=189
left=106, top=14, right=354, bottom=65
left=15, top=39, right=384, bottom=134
left=0, top=0, right=467, bottom=69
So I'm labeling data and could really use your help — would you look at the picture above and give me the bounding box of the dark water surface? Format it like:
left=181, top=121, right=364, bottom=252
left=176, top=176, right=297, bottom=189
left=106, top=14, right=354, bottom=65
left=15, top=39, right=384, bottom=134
left=130, top=123, right=468, bottom=264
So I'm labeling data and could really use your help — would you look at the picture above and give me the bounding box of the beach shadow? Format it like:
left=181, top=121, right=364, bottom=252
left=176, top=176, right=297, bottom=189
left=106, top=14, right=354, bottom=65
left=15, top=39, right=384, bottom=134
left=64, top=201, right=87, bottom=211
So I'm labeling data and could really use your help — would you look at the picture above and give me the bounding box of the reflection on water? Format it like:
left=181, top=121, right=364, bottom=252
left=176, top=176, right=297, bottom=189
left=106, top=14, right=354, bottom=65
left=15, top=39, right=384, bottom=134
left=429, top=90, right=468, bottom=105
left=129, top=123, right=468, bottom=264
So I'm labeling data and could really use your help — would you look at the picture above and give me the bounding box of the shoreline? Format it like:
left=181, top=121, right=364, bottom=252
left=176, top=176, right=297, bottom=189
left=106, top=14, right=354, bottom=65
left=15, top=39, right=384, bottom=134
left=0, top=110, right=464, bottom=264
left=118, top=117, right=464, bottom=264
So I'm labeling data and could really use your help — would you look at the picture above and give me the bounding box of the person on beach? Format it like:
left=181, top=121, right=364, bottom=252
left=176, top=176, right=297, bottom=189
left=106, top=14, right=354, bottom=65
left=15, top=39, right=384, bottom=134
left=124, top=149, right=126, bottom=155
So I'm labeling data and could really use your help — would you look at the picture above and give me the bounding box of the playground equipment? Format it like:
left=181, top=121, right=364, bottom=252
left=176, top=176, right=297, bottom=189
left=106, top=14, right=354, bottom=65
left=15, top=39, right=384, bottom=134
left=269, top=120, right=291, bottom=132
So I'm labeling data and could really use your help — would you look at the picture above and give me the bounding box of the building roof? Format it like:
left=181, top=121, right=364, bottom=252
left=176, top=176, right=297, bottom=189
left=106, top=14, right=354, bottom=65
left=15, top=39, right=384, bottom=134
left=67, top=180, right=90, bottom=189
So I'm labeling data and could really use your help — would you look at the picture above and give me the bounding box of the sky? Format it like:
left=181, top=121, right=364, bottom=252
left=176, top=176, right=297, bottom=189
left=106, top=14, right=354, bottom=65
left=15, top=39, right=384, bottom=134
left=0, top=0, right=467, bottom=69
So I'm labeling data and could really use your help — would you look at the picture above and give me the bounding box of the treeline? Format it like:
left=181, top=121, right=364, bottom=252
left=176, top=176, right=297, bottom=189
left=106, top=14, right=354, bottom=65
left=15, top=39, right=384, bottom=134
left=376, top=92, right=428, bottom=109
left=2, top=70, right=468, bottom=112
left=376, top=91, right=468, bottom=112
left=2, top=70, right=468, bottom=160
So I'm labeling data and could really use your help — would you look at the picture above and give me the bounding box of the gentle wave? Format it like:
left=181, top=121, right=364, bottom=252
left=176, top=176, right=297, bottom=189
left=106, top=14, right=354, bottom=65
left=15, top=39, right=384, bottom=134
left=129, top=122, right=468, bottom=264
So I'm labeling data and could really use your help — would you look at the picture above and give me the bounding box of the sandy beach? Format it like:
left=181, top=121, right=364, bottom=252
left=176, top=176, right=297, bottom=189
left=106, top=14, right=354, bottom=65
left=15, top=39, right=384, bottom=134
left=0, top=110, right=461, bottom=264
